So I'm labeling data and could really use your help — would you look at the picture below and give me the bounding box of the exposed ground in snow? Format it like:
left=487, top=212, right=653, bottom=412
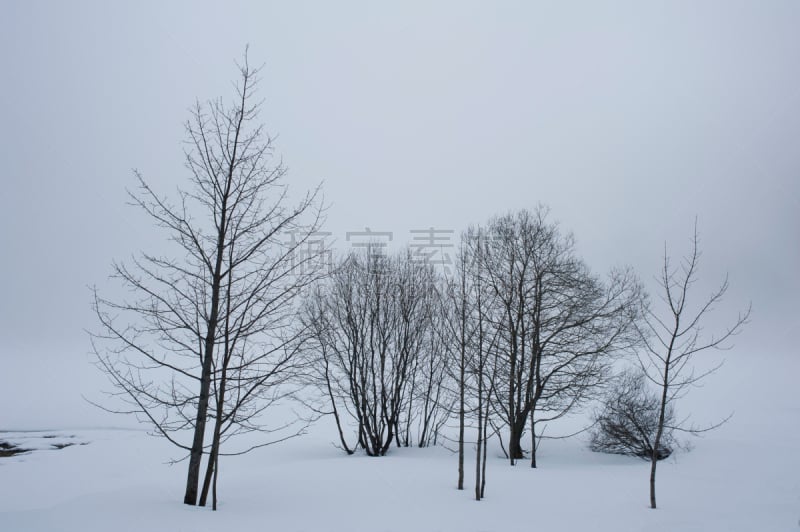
left=0, top=432, right=89, bottom=457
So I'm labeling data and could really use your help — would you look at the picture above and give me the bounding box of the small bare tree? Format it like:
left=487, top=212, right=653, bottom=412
left=92, top=52, right=324, bottom=509
left=590, top=369, right=676, bottom=460
left=638, top=225, right=750, bottom=509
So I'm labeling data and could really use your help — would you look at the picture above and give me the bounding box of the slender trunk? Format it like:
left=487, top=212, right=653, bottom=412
left=184, top=303, right=221, bottom=504
left=184, top=291, right=225, bottom=505
left=184, top=352, right=213, bottom=505
left=404, top=365, right=417, bottom=447
left=651, top=316, right=678, bottom=509
left=530, top=410, right=537, bottom=468
left=183, top=162, right=234, bottom=505
left=651, top=374, right=669, bottom=509
left=477, top=276, right=488, bottom=499
left=475, top=358, right=483, bottom=501
left=457, top=364, right=465, bottom=489
left=418, top=370, right=433, bottom=447
left=649, top=453, right=658, bottom=509
left=481, top=386, right=489, bottom=499
left=198, top=437, right=217, bottom=506
left=508, top=345, right=516, bottom=466
left=330, top=398, right=354, bottom=455
left=212, top=448, right=219, bottom=511
left=324, top=353, right=354, bottom=454
left=199, top=377, right=225, bottom=506
left=457, top=276, right=466, bottom=490
left=495, top=422, right=508, bottom=459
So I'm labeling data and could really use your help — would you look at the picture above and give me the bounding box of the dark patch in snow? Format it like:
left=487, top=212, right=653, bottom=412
left=0, top=434, right=88, bottom=458
left=0, top=441, right=32, bottom=457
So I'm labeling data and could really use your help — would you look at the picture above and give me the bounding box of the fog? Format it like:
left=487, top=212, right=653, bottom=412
left=1, top=1, right=797, bottom=428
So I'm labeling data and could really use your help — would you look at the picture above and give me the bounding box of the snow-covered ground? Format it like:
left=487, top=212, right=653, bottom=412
left=0, top=346, right=800, bottom=532
left=1, top=351, right=797, bottom=531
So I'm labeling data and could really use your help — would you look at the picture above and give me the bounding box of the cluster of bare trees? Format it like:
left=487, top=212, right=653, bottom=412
left=300, top=248, right=450, bottom=455
left=436, top=210, right=642, bottom=499
left=296, top=208, right=643, bottom=500
left=93, top=56, right=748, bottom=511
left=296, top=211, right=748, bottom=509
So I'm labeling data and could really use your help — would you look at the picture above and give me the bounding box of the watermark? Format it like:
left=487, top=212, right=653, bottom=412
left=281, top=226, right=494, bottom=276
left=409, top=227, right=455, bottom=274
left=345, top=227, right=394, bottom=255
left=284, top=230, right=334, bottom=275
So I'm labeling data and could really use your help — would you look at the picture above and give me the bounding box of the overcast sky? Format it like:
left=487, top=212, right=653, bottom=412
left=1, top=1, right=797, bottom=428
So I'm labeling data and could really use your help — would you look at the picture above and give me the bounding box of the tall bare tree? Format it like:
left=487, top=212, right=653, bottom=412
left=438, top=232, right=480, bottom=490
left=468, top=228, right=501, bottom=500
left=639, top=225, right=749, bottom=509
left=438, top=226, right=502, bottom=499
left=478, top=208, right=641, bottom=466
left=92, top=52, right=324, bottom=508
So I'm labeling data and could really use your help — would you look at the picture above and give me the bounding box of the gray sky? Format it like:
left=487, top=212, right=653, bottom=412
left=1, top=1, right=797, bottom=428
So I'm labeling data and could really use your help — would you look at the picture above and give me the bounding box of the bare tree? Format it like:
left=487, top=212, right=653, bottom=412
left=91, top=52, right=324, bottom=509
left=393, top=252, right=444, bottom=448
left=411, top=301, right=453, bottom=448
left=301, top=248, right=439, bottom=456
left=478, top=208, right=641, bottom=466
left=437, top=226, right=499, bottom=494
left=589, top=368, right=676, bottom=460
left=438, top=232, right=480, bottom=490
left=638, top=225, right=749, bottom=509
left=469, top=230, right=501, bottom=500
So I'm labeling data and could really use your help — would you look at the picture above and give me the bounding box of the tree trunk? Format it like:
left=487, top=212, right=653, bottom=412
left=651, top=376, right=670, bottom=509
left=651, top=324, right=674, bottom=509
left=457, top=375, right=465, bottom=489
left=183, top=186, right=229, bottom=505
left=530, top=412, right=537, bottom=468
left=212, top=448, right=219, bottom=511
left=324, top=355, right=354, bottom=454
left=508, top=414, right=527, bottom=462
left=475, top=355, right=483, bottom=501
left=481, top=387, right=489, bottom=499
left=475, top=402, right=483, bottom=501
left=199, top=439, right=216, bottom=506
left=457, top=286, right=466, bottom=490
left=649, top=453, right=658, bottom=509
left=183, top=348, right=214, bottom=505
left=199, top=390, right=225, bottom=506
